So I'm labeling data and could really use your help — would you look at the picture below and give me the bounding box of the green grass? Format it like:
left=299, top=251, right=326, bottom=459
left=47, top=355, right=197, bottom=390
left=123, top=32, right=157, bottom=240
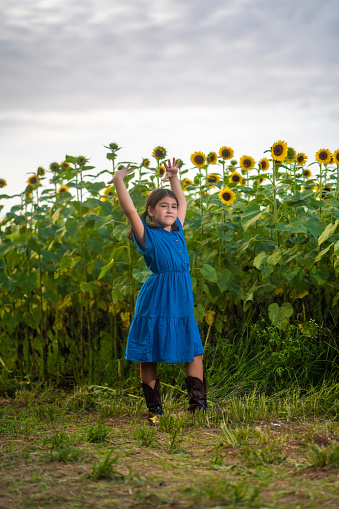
left=1, top=385, right=339, bottom=508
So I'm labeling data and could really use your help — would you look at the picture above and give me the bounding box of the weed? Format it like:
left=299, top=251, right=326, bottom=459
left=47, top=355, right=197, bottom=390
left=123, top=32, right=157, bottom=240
left=167, top=428, right=183, bottom=454
left=241, top=442, right=287, bottom=467
left=158, top=413, right=187, bottom=433
left=43, top=431, right=83, bottom=463
left=0, top=412, right=36, bottom=437
left=85, top=424, right=110, bottom=443
left=134, top=423, right=156, bottom=447
left=220, top=422, right=250, bottom=448
left=89, top=450, right=123, bottom=480
left=183, top=479, right=261, bottom=507
left=304, top=441, right=339, bottom=468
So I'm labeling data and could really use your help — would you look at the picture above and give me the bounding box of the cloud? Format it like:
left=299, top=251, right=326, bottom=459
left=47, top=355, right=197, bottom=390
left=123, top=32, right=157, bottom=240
left=1, top=0, right=339, bottom=113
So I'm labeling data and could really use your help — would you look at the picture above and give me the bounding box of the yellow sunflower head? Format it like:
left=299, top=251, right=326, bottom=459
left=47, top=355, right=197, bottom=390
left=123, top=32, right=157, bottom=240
left=50, top=162, right=60, bottom=172
left=218, top=146, right=234, bottom=160
left=204, top=174, right=220, bottom=186
left=27, top=175, right=40, bottom=186
left=296, top=153, right=308, bottom=166
left=190, top=151, right=206, bottom=168
left=142, top=158, right=150, bottom=168
left=0, top=178, right=7, bottom=188
left=302, top=180, right=316, bottom=191
left=332, top=149, right=339, bottom=165
left=259, top=176, right=267, bottom=184
left=240, top=155, right=255, bottom=172
left=302, top=169, right=312, bottom=178
left=104, top=186, right=115, bottom=197
left=37, top=166, right=45, bottom=176
left=60, top=161, right=70, bottom=170
left=271, top=140, right=288, bottom=163
left=207, top=152, right=218, bottom=164
left=181, top=178, right=193, bottom=191
left=57, top=185, right=69, bottom=195
left=218, top=187, right=236, bottom=206
left=259, top=158, right=269, bottom=172
left=286, top=147, right=296, bottom=163
left=77, top=156, right=86, bottom=166
left=229, top=171, right=243, bottom=184
left=152, top=146, right=167, bottom=160
left=158, top=165, right=166, bottom=176
left=315, top=148, right=332, bottom=165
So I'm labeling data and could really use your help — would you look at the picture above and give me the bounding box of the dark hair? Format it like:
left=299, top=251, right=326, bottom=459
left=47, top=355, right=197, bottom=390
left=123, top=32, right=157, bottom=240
left=127, top=188, right=179, bottom=241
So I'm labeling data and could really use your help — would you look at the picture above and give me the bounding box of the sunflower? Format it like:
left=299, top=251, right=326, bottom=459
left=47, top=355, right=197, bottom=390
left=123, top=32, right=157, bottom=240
left=204, top=174, right=220, bottom=186
left=296, top=153, right=307, bottom=166
left=181, top=178, right=193, bottom=191
left=302, top=180, right=316, bottom=191
left=207, top=152, right=218, bottom=164
left=37, top=166, right=45, bottom=176
left=302, top=169, right=312, bottom=178
left=152, top=146, right=167, bottom=160
left=218, top=146, right=234, bottom=160
left=240, top=155, right=255, bottom=172
left=0, top=178, right=7, bottom=188
left=109, top=142, right=119, bottom=151
left=50, top=162, right=60, bottom=172
left=271, top=140, right=288, bottom=163
left=332, top=149, right=339, bottom=165
left=158, top=165, right=166, bottom=177
left=258, top=158, right=269, bottom=172
left=27, top=175, right=40, bottom=186
left=218, top=187, right=236, bottom=205
left=142, top=158, right=150, bottom=168
left=190, top=151, right=206, bottom=168
left=315, top=148, right=332, bottom=165
left=316, top=185, right=333, bottom=200
left=61, top=161, right=70, bottom=170
left=77, top=156, right=86, bottom=165
left=58, top=185, right=69, bottom=194
left=26, top=191, right=33, bottom=199
left=259, top=176, right=267, bottom=184
left=175, top=159, right=184, bottom=168
left=229, top=171, right=243, bottom=184
left=104, top=186, right=115, bottom=197
left=286, top=147, right=296, bottom=163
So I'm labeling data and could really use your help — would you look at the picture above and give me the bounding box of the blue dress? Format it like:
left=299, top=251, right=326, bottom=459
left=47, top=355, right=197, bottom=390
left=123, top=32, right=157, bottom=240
left=125, top=216, right=204, bottom=363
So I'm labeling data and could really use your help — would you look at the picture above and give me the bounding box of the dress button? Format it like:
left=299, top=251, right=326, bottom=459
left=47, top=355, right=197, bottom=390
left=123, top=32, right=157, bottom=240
left=180, top=250, right=182, bottom=253
left=184, top=261, right=187, bottom=264
left=175, top=240, right=178, bottom=242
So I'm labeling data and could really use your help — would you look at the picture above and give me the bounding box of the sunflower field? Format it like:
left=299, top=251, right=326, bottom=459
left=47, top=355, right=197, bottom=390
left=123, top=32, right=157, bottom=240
left=1, top=141, right=339, bottom=394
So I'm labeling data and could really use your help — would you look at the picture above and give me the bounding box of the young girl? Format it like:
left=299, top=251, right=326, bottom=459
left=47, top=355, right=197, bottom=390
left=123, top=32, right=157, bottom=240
left=108, top=158, right=209, bottom=424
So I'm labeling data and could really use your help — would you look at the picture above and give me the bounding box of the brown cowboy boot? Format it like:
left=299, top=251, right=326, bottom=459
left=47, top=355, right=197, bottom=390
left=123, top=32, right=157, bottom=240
left=141, top=379, right=164, bottom=425
left=185, top=376, right=210, bottom=414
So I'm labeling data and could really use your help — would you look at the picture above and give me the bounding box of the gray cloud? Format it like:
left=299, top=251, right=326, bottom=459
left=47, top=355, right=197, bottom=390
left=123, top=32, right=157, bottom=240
left=1, top=0, right=339, bottom=112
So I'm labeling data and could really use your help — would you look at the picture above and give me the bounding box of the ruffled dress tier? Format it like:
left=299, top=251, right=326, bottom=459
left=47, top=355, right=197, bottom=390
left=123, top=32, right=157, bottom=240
left=125, top=217, right=204, bottom=363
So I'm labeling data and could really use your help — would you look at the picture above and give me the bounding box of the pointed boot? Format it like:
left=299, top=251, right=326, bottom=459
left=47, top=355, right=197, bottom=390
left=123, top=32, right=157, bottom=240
left=185, top=376, right=210, bottom=414
left=141, top=378, right=164, bottom=425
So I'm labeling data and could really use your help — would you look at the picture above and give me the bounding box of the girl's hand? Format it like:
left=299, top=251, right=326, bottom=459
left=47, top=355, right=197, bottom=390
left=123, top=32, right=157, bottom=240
left=162, top=158, right=180, bottom=182
left=107, top=164, right=134, bottom=184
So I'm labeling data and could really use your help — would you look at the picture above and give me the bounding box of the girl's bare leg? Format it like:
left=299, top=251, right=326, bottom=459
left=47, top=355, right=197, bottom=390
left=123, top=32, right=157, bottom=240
left=140, top=362, right=157, bottom=388
left=185, top=355, right=203, bottom=380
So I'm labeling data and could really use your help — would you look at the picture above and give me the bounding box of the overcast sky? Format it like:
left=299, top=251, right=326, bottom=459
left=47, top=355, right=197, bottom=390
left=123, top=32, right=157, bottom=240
left=1, top=0, right=339, bottom=213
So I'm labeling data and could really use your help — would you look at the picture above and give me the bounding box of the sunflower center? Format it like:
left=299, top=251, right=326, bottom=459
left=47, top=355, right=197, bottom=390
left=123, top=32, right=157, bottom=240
left=319, top=151, right=327, bottom=160
left=243, top=159, right=251, bottom=168
left=335, top=153, right=339, bottom=163
left=222, top=149, right=230, bottom=158
left=297, top=156, right=304, bottom=163
left=273, top=145, right=283, bottom=156
left=31, top=177, right=37, bottom=184
left=261, top=161, right=267, bottom=170
left=155, top=149, right=164, bottom=158
left=223, top=192, right=231, bottom=201
left=194, top=155, right=204, bottom=165
left=232, top=175, right=240, bottom=182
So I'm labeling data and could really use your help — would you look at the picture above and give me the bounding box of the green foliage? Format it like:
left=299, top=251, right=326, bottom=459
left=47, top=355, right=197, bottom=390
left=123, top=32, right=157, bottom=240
left=304, top=441, right=339, bottom=468
left=89, top=450, right=123, bottom=480
left=1, top=145, right=339, bottom=392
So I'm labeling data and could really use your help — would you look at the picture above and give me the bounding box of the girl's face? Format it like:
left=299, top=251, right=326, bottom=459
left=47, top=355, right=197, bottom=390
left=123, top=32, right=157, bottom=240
left=148, top=197, right=178, bottom=230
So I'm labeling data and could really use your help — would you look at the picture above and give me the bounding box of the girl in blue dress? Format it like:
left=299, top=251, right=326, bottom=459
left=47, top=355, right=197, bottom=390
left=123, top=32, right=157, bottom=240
left=108, top=158, right=209, bottom=424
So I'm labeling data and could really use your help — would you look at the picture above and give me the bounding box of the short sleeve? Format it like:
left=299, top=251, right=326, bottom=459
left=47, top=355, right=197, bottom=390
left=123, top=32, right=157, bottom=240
left=131, top=217, right=155, bottom=256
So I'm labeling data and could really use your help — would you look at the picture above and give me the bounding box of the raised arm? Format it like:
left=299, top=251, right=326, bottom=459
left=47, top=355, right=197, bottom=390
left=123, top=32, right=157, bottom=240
left=163, top=158, right=187, bottom=225
left=108, top=165, right=147, bottom=250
